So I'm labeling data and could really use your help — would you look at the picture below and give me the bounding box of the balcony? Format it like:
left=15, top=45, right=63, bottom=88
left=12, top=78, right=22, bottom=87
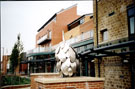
left=27, top=46, right=54, bottom=55
left=27, top=31, right=93, bottom=56
left=65, top=30, right=93, bottom=45
left=37, top=34, right=51, bottom=45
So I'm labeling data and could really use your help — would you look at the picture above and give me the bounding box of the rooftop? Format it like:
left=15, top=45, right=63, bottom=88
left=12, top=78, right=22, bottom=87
left=37, top=4, right=77, bottom=32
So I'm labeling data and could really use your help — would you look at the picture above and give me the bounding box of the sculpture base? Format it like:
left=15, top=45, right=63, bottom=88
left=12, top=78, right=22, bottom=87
left=30, top=73, right=60, bottom=89
left=35, top=76, right=104, bottom=89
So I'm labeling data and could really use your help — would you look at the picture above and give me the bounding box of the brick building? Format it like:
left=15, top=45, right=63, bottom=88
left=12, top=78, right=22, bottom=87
left=1, top=52, right=28, bottom=75
left=91, top=0, right=135, bottom=89
left=36, top=4, right=79, bottom=47
left=64, top=14, right=95, bottom=76
left=1, top=55, right=10, bottom=75
left=26, top=4, right=80, bottom=74
left=19, top=52, right=28, bottom=75
left=28, top=1, right=135, bottom=89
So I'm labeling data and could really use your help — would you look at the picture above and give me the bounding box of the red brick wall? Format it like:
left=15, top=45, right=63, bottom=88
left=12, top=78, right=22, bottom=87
left=80, top=19, right=94, bottom=33
left=36, top=81, right=104, bottom=89
left=20, top=64, right=28, bottom=73
left=2, top=55, right=9, bottom=75
left=36, top=5, right=79, bottom=47
left=36, top=21, right=54, bottom=47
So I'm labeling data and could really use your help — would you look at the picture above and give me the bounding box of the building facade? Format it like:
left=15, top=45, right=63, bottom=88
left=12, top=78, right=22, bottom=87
left=24, top=1, right=135, bottom=89
left=26, top=4, right=80, bottom=74
left=64, top=14, right=95, bottom=76
left=92, top=0, right=135, bottom=89
left=36, top=4, right=79, bottom=47
left=1, top=55, right=10, bottom=75
left=1, top=52, right=28, bottom=75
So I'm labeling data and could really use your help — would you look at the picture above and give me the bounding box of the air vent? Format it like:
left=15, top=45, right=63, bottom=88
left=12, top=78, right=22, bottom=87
left=108, top=11, right=115, bottom=16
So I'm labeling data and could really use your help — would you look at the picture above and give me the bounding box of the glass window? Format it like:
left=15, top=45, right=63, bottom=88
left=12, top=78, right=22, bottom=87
left=77, top=47, right=80, bottom=52
left=80, top=46, right=84, bottom=51
left=80, top=18, right=84, bottom=24
left=129, top=17, right=135, bottom=34
left=49, top=31, right=52, bottom=38
left=81, top=32, right=84, bottom=40
left=128, top=7, right=135, bottom=16
left=103, top=30, right=108, bottom=41
left=90, top=30, right=94, bottom=37
left=127, top=5, right=135, bottom=35
left=84, top=45, right=87, bottom=50
left=87, top=44, right=92, bottom=48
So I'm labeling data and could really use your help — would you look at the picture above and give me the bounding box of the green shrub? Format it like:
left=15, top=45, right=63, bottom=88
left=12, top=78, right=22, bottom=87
left=1, top=75, right=30, bottom=86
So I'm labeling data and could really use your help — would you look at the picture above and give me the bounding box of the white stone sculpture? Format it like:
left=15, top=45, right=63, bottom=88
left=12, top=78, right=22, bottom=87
left=55, top=42, right=79, bottom=77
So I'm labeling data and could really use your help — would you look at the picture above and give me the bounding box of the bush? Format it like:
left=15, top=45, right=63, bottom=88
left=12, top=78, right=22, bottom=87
left=1, top=75, right=30, bottom=86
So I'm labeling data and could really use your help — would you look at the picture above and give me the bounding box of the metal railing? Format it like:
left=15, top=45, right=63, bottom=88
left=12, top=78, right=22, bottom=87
left=65, top=30, right=93, bottom=45
left=37, top=34, right=51, bottom=45
left=27, top=47, right=53, bottom=54
left=27, top=30, right=93, bottom=54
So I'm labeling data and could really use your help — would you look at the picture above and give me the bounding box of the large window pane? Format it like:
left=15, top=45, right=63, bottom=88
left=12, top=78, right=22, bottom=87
left=129, top=17, right=135, bottom=34
left=49, top=31, right=52, bottom=38
left=103, top=31, right=108, bottom=41
left=90, top=30, right=94, bottom=37
left=80, top=19, right=84, bottom=24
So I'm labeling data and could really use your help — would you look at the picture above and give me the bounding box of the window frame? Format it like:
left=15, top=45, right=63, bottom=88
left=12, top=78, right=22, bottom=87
left=127, top=4, right=135, bottom=40
left=90, top=30, right=94, bottom=38
left=80, top=18, right=84, bottom=24
left=103, top=30, right=108, bottom=41
left=101, top=29, right=108, bottom=42
left=49, top=31, right=52, bottom=39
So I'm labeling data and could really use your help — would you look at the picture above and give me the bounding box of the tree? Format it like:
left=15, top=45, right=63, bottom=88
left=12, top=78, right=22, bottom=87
left=9, top=44, right=19, bottom=73
left=9, top=34, right=23, bottom=74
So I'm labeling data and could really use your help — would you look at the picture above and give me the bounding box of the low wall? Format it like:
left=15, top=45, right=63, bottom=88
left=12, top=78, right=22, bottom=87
left=35, top=77, right=104, bottom=89
left=1, top=84, right=30, bottom=89
left=30, top=73, right=60, bottom=89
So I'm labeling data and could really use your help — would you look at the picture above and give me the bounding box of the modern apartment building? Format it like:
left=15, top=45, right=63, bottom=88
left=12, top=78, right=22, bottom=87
left=24, top=1, right=135, bottom=89
left=26, top=4, right=80, bottom=74
left=64, top=14, right=94, bottom=76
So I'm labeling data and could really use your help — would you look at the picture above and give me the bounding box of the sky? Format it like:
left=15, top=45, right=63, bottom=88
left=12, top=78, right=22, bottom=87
left=1, top=1, right=93, bottom=56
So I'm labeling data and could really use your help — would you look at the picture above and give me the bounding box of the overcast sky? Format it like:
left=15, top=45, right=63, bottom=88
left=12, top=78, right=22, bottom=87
left=1, top=1, right=93, bottom=56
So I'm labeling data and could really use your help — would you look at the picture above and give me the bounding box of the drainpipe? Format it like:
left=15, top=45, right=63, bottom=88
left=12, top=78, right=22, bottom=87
left=96, top=0, right=98, bottom=46
left=96, top=0, right=100, bottom=77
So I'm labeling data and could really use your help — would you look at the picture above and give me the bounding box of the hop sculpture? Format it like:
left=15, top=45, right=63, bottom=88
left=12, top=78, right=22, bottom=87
left=55, top=42, right=79, bottom=77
